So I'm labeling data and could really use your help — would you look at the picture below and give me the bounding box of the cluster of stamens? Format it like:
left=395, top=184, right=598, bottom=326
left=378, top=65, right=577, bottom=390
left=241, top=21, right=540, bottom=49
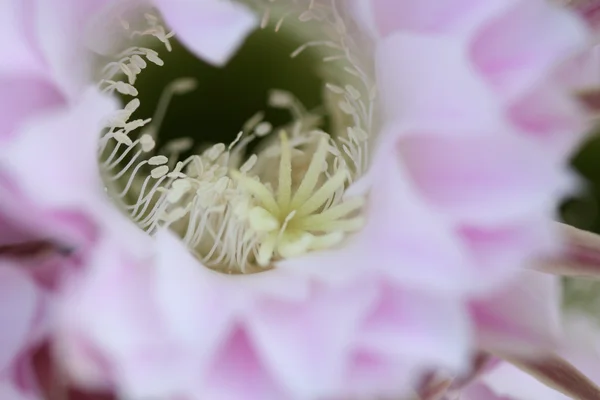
left=98, top=1, right=374, bottom=273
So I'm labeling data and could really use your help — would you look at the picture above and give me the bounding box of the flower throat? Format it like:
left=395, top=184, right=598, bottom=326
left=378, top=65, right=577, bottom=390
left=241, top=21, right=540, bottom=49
left=98, top=1, right=374, bottom=274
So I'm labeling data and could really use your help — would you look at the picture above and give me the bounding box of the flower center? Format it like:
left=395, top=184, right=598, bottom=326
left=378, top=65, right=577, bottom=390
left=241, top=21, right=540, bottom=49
left=98, top=1, right=375, bottom=274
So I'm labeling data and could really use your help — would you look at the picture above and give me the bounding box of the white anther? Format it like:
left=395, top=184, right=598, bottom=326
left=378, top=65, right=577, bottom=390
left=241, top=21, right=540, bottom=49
left=115, top=81, right=138, bottom=96
left=151, top=165, right=169, bottom=178
left=125, top=119, right=150, bottom=132
left=348, top=127, right=368, bottom=142
left=113, top=131, right=133, bottom=146
left=345, top=85, right=361, bottom=100
left=326, top=83, right=345, bottom=94
left=269, top=90, right=294, bottom=108
left=338, top=101, right=355, bottom=115
left=240, top=154, right=258, bottom=173
left=145, top=51, right=164, bottom=66
left=171, top=78, right=197, bottom=94
left=255, top=122, right=272, bottom=137
left=163, top=207, right=188, bottom=223
left=207, top=143, right=226, bottom=161
left=130, top=55, right=147, bottom=69
left=243, top=111, right=265, bottom=132
left=149, top=155, right=169, bottom=165
left=167, top=179, right=192, bottom=203
left=166, top=138, right=193, bottom=153
left=298, top=10, right=315, bottom=22
left=140, top=134, right=156, bottom=152
left=125, top=98, right=141, bottom=113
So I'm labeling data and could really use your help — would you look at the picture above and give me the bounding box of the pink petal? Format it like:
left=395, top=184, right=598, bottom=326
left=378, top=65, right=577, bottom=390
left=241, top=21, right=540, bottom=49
left=33, top=0, right=111, bottom=99
left=0, top=213, right=39, bottom=248
left=341, top=351, right=415, bottom=399
left=2, top=88, right=116, bottom=212
left=376, top=33, right=504, bottom=131
left=481, top=361, right=569, bottom=400
left=0, top=265, right=38, bottom=372
left=358, top=285, right=471, bottom=371
left=0, top=173, right=97, bottom=251
left=358, top=144, right=475, bottom=294
left=458, top=220, right=559, bottom=292
left=537, top=223, right=600, bottom=278
left=471, top=270, right=562, bottom=356
left=399, top=134, right=571, bottom=225
left=0, top=382, right=37, bottom=400
left=368, top=0, right=496, bottom=36
left=0, top=0, right=45, bottom=76
left=0, top=76, right=64, bottom=141
left=246, top=280, right=377, bottom=397
left=59, top=233, right=198, bottom=399
left=203, top=328, right=287, bottom=400
left=498, top=354, right=599, bottom=400
left=470, top=0, right=589, bottom=100
left=154, top=0, right=257, bottom=66
left=460, top=383, right=512, bottom=400
left=84, top=0, right=149, bottom=56
left=152, top=230, right=234, bottom=365
left=508, top=83, right=587, bottom=157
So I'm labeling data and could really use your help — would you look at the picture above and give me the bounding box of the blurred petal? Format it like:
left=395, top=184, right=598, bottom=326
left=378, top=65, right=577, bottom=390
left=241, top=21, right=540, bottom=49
left=0, top=76, right=64, bottom=141
left=500, top=354, right=600, bottom=400
left=471, top=271, right=562, bottom=356
left=537, top=223, right=600, bottom=278
left=399, top=134, right=569, bottom=225
left=2, top=87, right=116, bottom=211
left=247, top=281, right=377, bottom=397
left=154, top=0, right=257, bottom=66
left=0, top=0, right=44, bottom=76
left=376, top=33, right=503, bottom=131
left=470, top=0, right=589, bottom=100
left=0, top=265, right=38, bottom=372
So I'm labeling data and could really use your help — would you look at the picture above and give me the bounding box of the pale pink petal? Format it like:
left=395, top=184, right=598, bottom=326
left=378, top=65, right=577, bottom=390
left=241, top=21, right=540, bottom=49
left=59, top=238, right=197, bottom=399
left=33, top=0, right=111, bottom=99
left=0, top=382, right=38, bottom=400
left=203, top=329, right=287, bottom=400
left=61, top=241, right=161, bottom=360
left=152, top=230, right=235, bottom=365
left=458, top=220, right=559, bottom=292
left=246, top=281, right=377, bottom=397
left=0, top=76, right=64, bottom=141
left=470, top=0, right=589, bottom=100
left=508, top=83, right=587, bottom=157
left=0, top=173, right=97, bottom=250
left=0, top=0, right=45, bottom=76
left=358, top=285, right=471, bottom=371
left=154, top=0, right=257, bottom=66
left=471, top=271, right=562, bottom=356
left=481, top=362, right=569, bottom=400
left=0, top=265, right=38, bottom=372
left=359, top=144, right=474, bottom=293
left=376, top=33, right=504, bottom=131
left=573, top=0, right=600, bottom=30
left=460, top=383, right=512, bottom=400
left=367, top=0, right=502, bottom=36
left=84, top=0, right=150, bottom=56
left=399, top=134, right=571, bottom=226
left=2, top=88, right=117, bottom=212
left=0, top=212, right=39, bottom=248
left=341, top=352, right=415, bottom=399
left=536, top=223, right=600, bottom=278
